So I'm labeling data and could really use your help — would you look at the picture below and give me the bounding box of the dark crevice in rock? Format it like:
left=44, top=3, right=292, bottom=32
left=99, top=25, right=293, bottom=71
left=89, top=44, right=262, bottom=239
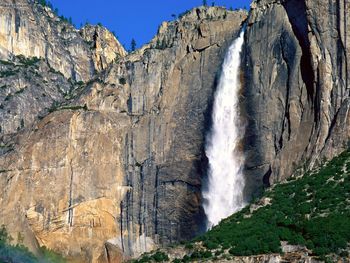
left=153, top=166, right=159, bottom=235
left=119, top=201, right=125, bottom=252
left=99, top=55, right=104, bottom=71
left=336, top=0, right=348, bottom=98
left=105, top=244, right=111, bottom=263
left=344, top=1, right=349, bottom=95
left=279, top=32, right=292, bottom=149
left=195, top=8, right=201, bottom=20
left=274, top=134, right=279, bottom=155
left=198, top=26, right=203, bottom=38
left=263, top=166, right=272, bottom=188
left=127, top=94, right=133, bottom=113
left=92, top=29, right=98, bottom=49
left=14, top=8, right=21, bottom=34
left=70, top=67, right=77, bottom=82
left=314, top=67, right=321, bottom=124
left=138, top=163, right=145, bottom=235
left=323, top=105, right=343, bottom=147
left=282, top=0, right=315, bottom=104
left=68, top=159, right=74, bottom=226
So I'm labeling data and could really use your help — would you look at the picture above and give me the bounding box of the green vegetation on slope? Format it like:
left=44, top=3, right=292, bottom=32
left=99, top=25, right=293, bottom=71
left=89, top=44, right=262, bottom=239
left=198, top=150, right=350, bottom=259
left=136, top=150, right=350, bottom=262
left=0, top=225, right=65, bottom=263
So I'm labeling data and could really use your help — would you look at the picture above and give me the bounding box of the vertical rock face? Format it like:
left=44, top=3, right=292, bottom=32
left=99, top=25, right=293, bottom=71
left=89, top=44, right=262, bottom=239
left=0, top=57, right=74, bottom=144
left=0, top=0, right=126, bottom=81
left=0, top=4, right=247, bottom=262
left=1, top=0, right=348, bottom=262
left=242, top=0, right=350, bottom=195
left=0, top=0, right=126, bottom=150
left=116, top=9, right=247, bottom=255
left=80, top=25, right=128, bottom=71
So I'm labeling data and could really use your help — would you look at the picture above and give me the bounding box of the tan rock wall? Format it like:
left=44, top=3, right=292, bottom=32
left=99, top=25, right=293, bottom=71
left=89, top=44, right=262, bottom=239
left=0, top=6, right=247, bottom=262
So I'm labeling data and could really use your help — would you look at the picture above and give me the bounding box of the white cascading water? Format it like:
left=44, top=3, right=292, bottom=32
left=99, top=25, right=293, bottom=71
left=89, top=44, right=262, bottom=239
left=203, top=29, right=246, bottom=229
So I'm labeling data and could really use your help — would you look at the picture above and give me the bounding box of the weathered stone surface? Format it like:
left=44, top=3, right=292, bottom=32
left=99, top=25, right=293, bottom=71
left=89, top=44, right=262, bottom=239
left=242, top=0, right=350, bottom=197
left=0, top=0, right=126, bottom=152
left=0, top=56, right=76, bottom=145
left=0, top=4, right=247, bottom=262
left=0, top=0, right=126, bottom=81
left=1, top=0, right=348, bottom=262
left=0, top=109, right=130, bottom=262
left=80, top=25, right=127, bottom=71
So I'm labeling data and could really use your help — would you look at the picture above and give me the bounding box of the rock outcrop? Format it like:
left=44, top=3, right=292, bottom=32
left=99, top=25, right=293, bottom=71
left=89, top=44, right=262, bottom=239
left=0, top=0, right=126, bottom=150
left=0, top=0, right=126, bottom=82
left=0, top=56, right=78, bottom=145
left=80, top=25, right=128, bottom=71
left=0, top=0, right=349, bottom=262
left=242, top=0, right=350, bottom=196
left=0, top=3, right=247, bottom=262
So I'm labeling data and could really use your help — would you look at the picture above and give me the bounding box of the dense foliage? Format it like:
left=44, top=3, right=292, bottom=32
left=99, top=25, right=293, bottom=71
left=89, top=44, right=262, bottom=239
left=196, top=150, right=350, bottom=259
left=136, top=150, right=350, bottom=262
left=136, top=251, right=170, bottom=263
left=0, top=225, right=65, bottom=263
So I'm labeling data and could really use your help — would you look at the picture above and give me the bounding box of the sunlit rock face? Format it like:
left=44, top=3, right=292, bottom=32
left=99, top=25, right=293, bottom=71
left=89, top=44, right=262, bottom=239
left=0, top=0, right=126, bottom=81
left=0, top=3, right=247, bottom=261
left=80, top=24, right=128, bottom=71
left=0, top=0, right=348, bottom=261
left=0, top=0, right=126, bottom=150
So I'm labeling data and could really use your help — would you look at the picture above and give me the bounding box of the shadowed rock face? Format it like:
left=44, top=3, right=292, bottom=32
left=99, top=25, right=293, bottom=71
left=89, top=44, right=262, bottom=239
left=242, top=0, right=349, bottom=198
left=0, top=0, right=349, bottom=262
left=0, top=3, right=247, bottom=262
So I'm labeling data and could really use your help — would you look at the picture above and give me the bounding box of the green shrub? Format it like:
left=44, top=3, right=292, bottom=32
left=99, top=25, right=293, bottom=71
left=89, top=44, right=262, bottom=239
left=186, top=151, right=350, bottom=258
left=39, top=246, right=66, bottom=263
left=0, top=225, right=66, bottom=262
left=184, top=243, right=193, bottom=249
left=203, top=240, right=218, bottom=250
left=119, top=77, right=127, bottom=85
left=16, top=55, right=41, bottom=67
left=0, top=70, right=18, bottom=78
left=152, top=251, right=169, bottom=262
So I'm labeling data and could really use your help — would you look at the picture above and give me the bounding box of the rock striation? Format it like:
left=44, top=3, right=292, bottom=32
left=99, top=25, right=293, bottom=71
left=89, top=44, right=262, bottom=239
left=0, top=0, right=126, bottom=82
left=242, top=0, right=350, bottom=197
left=0, top=0, right=349, bottom=262
left=0, top=3, right=247, bottom=262
left=0, top=0, right=126, bottom=152
left=80, top=24, right=128, bottom=71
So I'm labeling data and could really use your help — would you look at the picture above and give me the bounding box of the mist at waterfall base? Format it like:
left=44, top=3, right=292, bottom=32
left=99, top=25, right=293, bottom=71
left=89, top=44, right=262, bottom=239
left=202, top=30, right=246, bottom=229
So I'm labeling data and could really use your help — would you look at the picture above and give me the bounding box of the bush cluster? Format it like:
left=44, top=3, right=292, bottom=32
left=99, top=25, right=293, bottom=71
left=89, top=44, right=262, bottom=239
left=137, top=151, right=350, bottom=262
left=194, top=150, right=350, bottom=259
left=0, top=225, right=65, bottom=262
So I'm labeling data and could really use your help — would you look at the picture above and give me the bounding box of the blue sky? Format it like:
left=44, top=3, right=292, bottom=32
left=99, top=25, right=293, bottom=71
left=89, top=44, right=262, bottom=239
left=49, top=0, right=251, bottom=50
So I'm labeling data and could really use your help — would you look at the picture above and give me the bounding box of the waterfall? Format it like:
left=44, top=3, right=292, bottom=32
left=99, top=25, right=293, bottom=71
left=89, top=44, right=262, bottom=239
left=203, top=29, right=246, bottom=229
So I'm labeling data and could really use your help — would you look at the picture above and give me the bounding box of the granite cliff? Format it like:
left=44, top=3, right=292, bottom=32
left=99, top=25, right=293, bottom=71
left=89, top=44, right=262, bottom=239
left=242, top=0, right=350, bottom=197
left=0, top=0, right=349, bottom=262
left=0, top=0, right=126, bottom=145
left=0, top=1, right=247, bottom=262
